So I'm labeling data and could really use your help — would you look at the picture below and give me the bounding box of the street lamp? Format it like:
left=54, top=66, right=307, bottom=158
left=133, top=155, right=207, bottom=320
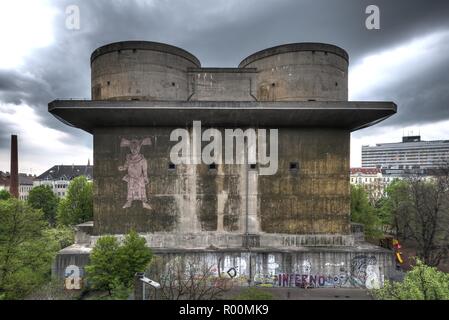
left=140, top=276, right=160, bottom=300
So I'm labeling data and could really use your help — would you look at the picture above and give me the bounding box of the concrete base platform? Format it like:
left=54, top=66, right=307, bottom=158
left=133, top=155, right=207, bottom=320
left=53, top=234, right=395, bottom=290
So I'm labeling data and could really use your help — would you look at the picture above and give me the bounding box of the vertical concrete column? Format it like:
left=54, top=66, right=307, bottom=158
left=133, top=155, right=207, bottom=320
left=247, top=169, right=259, bottom=233
left=246, top=133, right=259, bottom=234
left=10, top=135, right=19, bottom=198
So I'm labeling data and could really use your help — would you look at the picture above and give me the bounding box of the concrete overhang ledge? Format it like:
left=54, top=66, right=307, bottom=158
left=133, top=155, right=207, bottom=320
left=48, top=100, right=396, bottom=134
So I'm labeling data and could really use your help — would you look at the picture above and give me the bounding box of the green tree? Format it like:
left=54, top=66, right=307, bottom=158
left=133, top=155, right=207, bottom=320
left=350, top=185, right=382, bottom=238
left=407, top=178, right=449, bottom=266
left=85, top=231, right=152, bottom=297
left=85, top=236, right=120, bottom=295
left=0, top=189, right=10, bottom=200
left=373, top=258, right=449, bottom=300
left=377, top=179, right=411, bottom=238
left=57, top=176, right=93, bottom=226
left=28, top=185, right=59, bottom=226
left=44, top=226, right=75, bottom=250
left=116, top=230, right=153, bottom=288
left=0, top=198, right=59, bottom=299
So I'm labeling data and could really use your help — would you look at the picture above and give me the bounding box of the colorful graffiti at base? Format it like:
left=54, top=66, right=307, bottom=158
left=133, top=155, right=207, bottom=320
left=259, top=255, right=381, bottom=289
left=149, top=253, right=385, bottom=289
left=276, top=273, right=349, bottom=288
left=64, top=265, right=83, bottom=290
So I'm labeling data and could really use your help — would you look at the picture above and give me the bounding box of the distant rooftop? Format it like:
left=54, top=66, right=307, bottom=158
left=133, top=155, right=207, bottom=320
left=350, top=167, right=381, bottom=175
left=402, top=135, right=421, bottom=143
left=36, top=165, right=93, bottom=181
left=0, top=172, right=36, bottom=186
left=363, top=135, right=449, bottom=148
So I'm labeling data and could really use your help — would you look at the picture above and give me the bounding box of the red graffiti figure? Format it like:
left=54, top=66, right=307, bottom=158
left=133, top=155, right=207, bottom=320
left=119, top=137, right=152, bottom=210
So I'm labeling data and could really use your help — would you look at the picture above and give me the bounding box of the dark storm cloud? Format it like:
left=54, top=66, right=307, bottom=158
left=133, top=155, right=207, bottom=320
left=368, top=51, right=449, bottom=128
left=0, top=121, right=15, bottom=149
left=1, top=0, right=449, bottom=170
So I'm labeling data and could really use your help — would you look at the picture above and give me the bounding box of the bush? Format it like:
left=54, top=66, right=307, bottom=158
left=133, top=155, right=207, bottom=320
left=0, top=189, right=11, bottom=200
left=372, top=258, right=449, bottom=300
left=85, top=231, right=152, bottom=298
left=44, top=226, right=75, bottom=250
left=25, top=278, right=81, bottom=300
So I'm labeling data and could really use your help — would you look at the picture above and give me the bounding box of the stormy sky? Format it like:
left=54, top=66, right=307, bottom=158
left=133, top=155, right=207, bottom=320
left=0, top=0, right=449, bottom=174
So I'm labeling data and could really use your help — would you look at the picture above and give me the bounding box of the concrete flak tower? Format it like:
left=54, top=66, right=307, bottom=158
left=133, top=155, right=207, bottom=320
left=50, top=41, right=397, bottom=290
left=239, top=43, right=348, bottom=101
left=90, top=41, right=201, bottom=101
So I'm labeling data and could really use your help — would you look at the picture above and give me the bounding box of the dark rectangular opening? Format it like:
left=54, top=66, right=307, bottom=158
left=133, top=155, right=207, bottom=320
left=289, top=162, right=299, bottom=171
left=209, top=163, right=217, bottom=171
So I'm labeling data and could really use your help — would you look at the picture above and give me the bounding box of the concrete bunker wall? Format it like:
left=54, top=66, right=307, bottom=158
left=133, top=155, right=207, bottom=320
left=93, top=126, right=350, bottom=236
left=90, top=41, right=348, bottom=102
left=91, top=41, right=200, bottom=101
left=187, top=68, right=258, bottom=101
left=149, top=250, right=394, bottom=289
left=239, top=43, right=349, bottom=102
left=53, top=248, right=394, bottom=289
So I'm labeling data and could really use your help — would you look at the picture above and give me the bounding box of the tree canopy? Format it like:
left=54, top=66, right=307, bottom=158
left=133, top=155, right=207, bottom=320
left=373, top=259, right=449, bottom=300
left=57, top=176, right=93, bottom=226
left=28, top=185, right=59, bottom=226
left=350, top=185, right=382, bottom=238
left=0, top=189, right=10, bottom=200
left=85, top=230, right=152, bottom=298
left=0, top=198, right=59, bottom=299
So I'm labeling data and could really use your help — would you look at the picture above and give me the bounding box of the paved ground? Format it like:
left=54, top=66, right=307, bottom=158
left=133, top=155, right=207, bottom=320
left=270, top=288, right=373, bottom=300
left=225, top=287, right=374, bottom=300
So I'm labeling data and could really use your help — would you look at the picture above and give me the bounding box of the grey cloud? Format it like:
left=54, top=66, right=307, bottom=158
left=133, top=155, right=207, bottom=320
left=1, top=0, right=449, bottom=171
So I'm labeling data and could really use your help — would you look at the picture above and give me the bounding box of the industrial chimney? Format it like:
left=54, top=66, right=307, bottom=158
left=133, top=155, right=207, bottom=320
left=10, top=135, right=18, bottom=198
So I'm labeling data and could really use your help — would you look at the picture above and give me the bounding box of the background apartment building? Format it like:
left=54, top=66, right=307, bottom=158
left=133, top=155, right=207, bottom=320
left=362, top=136, right=449, bottom=169
left=33, top=164, right=93, bottom=198
left=0, top=171, right=35, bottom=200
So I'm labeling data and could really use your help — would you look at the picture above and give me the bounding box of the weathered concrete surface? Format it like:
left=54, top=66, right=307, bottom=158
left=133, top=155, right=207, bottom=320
left=187, top=68, right=257, bottom=101
left=148, top=245, right=394, bottom=289
left=92, top=127, right=349, bottom=235
left=259, top=128, right=350, bottom=234
left=86, top=233, right=355, bottom=248
left=91, top=41, right=200, bottom=101
left=49, top=41, right=398, bottom=290
left=48, top=100, right=397, bottom=133
left=53, top=239, right=394, bottom=290
left=91, top=42, right=347, bottom=102
left=51, top=244, right=90, bottom=279
left=239, top=43, right=348, bottom=101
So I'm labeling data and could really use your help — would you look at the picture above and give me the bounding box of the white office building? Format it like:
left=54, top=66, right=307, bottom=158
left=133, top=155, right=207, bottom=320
left=362, top=135, right=449, bottom=169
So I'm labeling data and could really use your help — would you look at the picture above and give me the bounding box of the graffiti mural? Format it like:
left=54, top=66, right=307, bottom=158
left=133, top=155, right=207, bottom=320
left=64, top=265, right=83, bottom=290
left=274, top=273, right=350, bottom=288
left=119, top=137, right=152, bottom=210
left=149, top=253, right=386, bottom=289
left=350, top=255, right=380, bottom=289
left=254, top=274, right=278, bottom=287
